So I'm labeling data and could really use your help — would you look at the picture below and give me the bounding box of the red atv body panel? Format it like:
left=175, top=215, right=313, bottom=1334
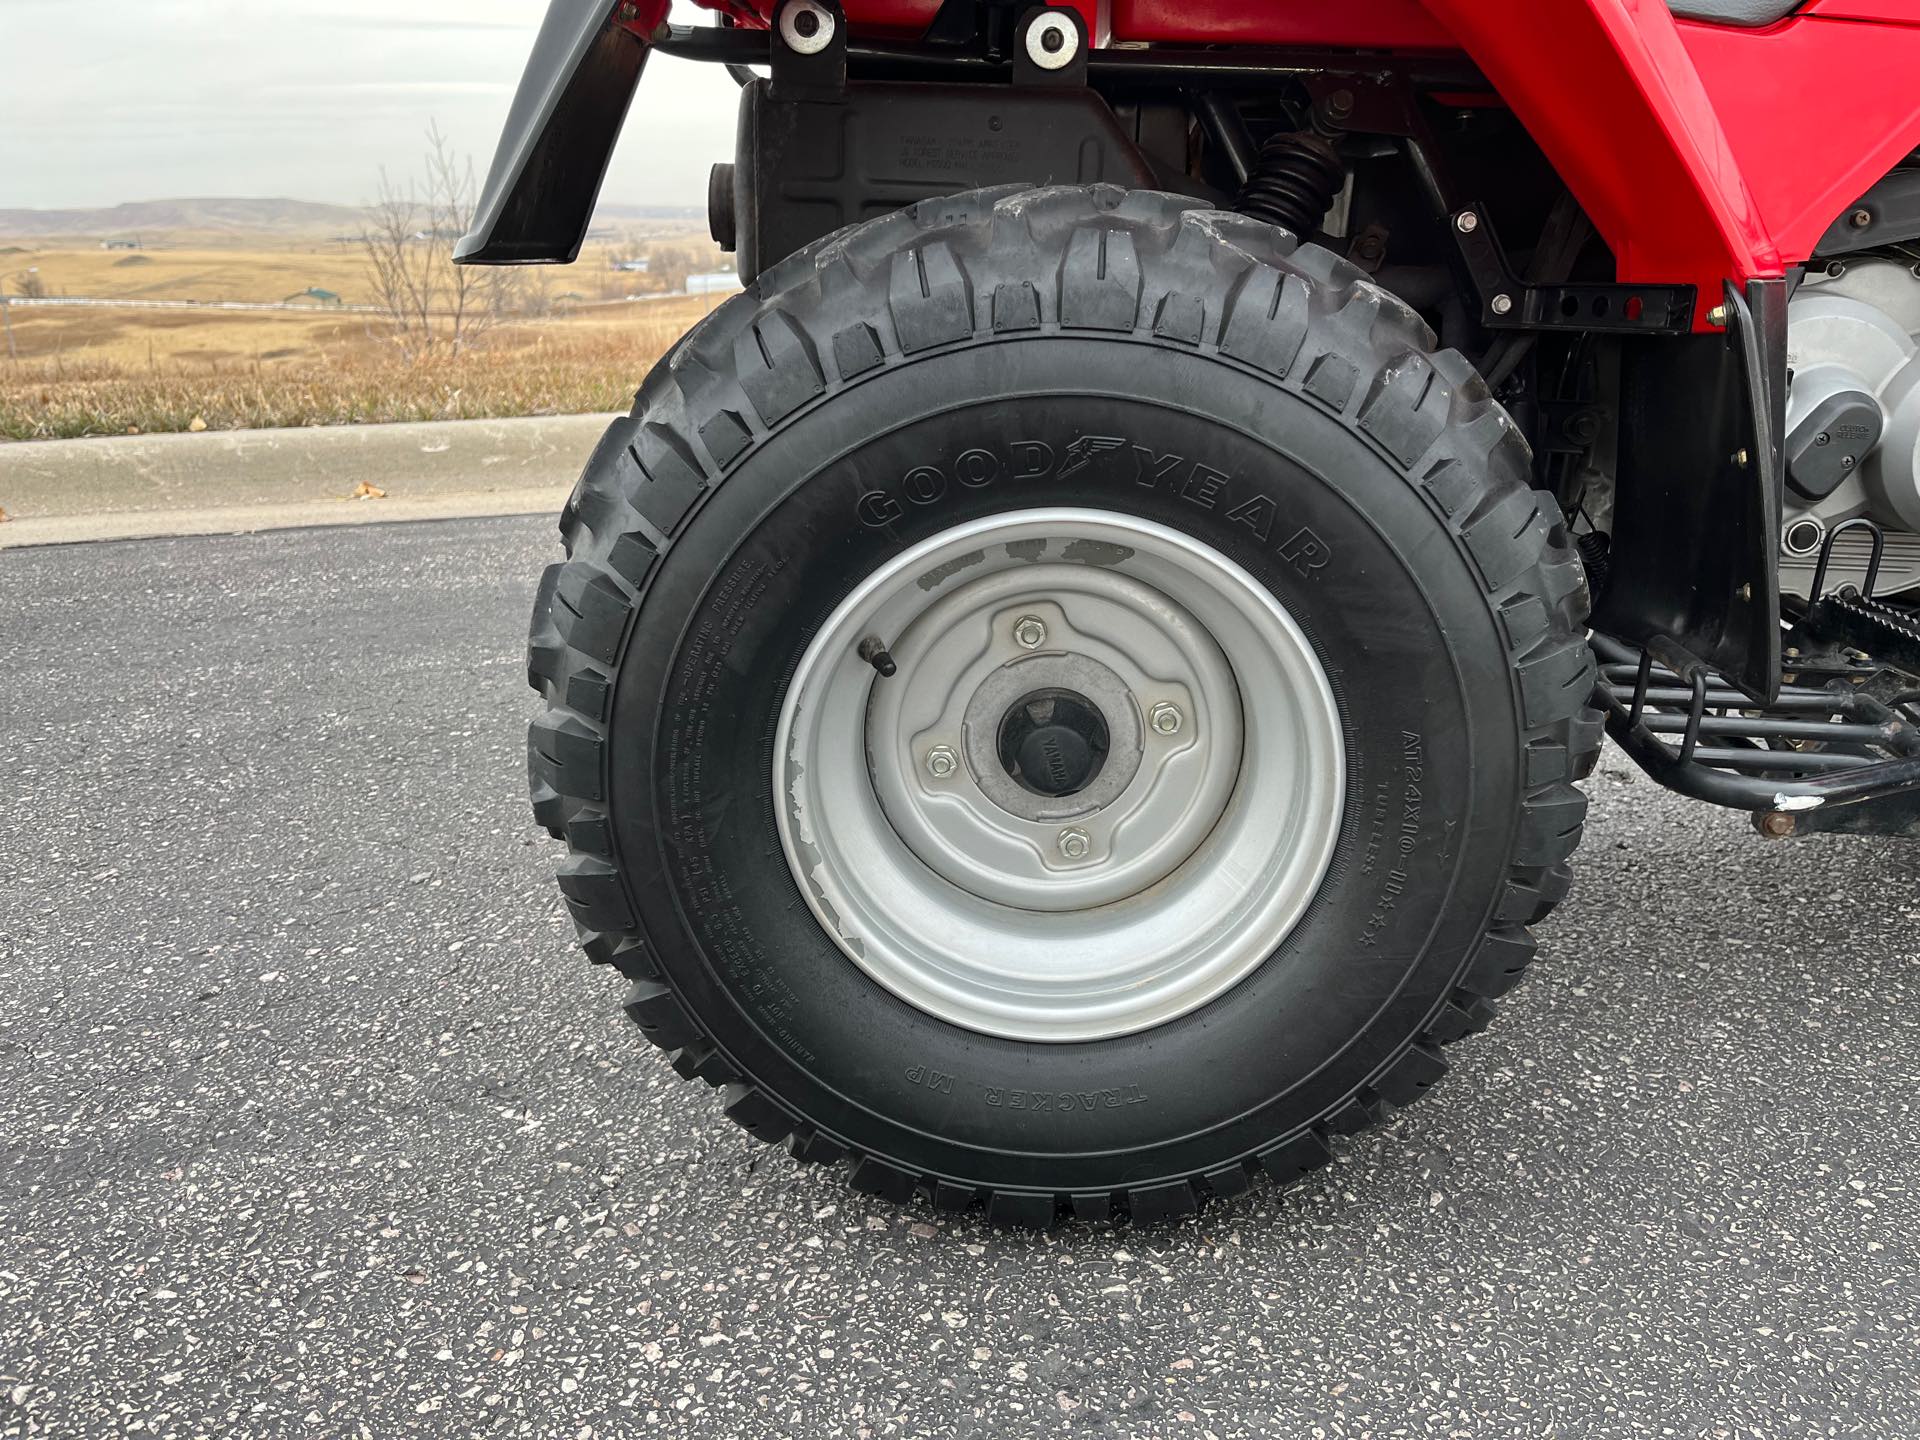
left=683, top=0, right=1920, bottom=329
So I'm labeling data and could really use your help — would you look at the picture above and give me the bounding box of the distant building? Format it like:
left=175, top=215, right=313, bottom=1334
left=685, top=271, right=743, bottom=297
left=102, top=238, right=141, bottom=250
left=610, top=258, right=650, bottom=273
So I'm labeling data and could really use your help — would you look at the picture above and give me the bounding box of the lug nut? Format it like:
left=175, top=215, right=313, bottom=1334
left=924, top=745, right=958, bottom=780
left=1012, top=615, right=1047, bottom=649
left=1149, top=702, right=1184, bottom=736
left=1057, top=827, right=1091, bottom=861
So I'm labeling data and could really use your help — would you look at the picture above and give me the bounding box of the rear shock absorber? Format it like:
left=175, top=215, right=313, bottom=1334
left=1235, top=132, right=1345, bottom=241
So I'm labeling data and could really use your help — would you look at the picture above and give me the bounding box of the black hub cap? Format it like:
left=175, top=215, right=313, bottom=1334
left=996, top=688, right=1110, bottom=798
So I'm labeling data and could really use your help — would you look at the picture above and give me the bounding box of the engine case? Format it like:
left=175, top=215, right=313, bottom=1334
left=1783, top=258, right=1920, bottom=596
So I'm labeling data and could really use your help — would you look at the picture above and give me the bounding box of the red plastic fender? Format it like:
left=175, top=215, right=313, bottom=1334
left=1679, top=13, right=1920, bottom=265
left=718, top=0, right=1920, bottom=325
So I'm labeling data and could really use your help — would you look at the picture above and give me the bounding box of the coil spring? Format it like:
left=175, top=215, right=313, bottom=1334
left=1235, top=132, right=1345, bottom=240
left=1576, top=529, right=1612, bottom=601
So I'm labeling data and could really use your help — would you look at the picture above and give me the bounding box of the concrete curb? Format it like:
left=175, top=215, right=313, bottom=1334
left=0, top=413, right=615, bottom=548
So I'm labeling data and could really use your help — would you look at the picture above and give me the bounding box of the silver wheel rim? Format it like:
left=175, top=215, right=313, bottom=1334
left=774, top=508, right=1344, bottom=1042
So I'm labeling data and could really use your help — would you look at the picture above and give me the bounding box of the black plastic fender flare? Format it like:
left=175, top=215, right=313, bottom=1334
left=456, top=0, right=653, bottom=266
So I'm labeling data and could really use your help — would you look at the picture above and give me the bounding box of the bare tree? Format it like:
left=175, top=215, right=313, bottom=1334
left=359, top=123, right=522, bottom=359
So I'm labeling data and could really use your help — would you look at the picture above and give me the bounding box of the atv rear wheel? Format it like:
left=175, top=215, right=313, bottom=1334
left=527, top=185, right=1601, bottom=1225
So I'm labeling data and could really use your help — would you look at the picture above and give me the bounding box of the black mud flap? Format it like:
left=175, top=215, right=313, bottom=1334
left=456, top=0, right=655, bottom=265
left=1592, top=278, right=1787, bottom=702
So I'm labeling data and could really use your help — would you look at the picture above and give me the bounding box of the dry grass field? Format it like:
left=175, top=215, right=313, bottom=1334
left=5, top=242, right=375, bottom=308
left=2, top=305, right=712, bottom=441
left=0, top=226, right=733, bottom=440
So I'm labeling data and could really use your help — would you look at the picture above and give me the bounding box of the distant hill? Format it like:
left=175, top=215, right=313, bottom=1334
left=595, top=202, right=704, bottom=222
left=0, top=198, right=372, bottom=240
left=0, top=196, right=704, bottom=243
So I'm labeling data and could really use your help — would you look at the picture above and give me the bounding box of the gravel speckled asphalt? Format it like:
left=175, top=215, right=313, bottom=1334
left=4, top=515, right=1917, bottom=1439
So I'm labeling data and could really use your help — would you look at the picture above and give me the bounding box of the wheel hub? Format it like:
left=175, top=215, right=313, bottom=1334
left=998, top=688, right=1108, bottom=798
left=774, top=508, right=1344, bottom=1042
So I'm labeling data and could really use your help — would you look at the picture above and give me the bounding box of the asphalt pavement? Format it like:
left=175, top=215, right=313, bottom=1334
left=3, top=514, right=1916, bottom=1439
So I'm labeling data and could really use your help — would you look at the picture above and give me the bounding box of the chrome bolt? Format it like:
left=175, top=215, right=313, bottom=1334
left=1455, top=211, right=1479, bottom=234
left=1708, top=304, right=1729, bottom=327
left=1057, top=827, right=1091, bottom=861
left=1490, top=293, right=1513, bottom=316
left=1025, top=10, right=1080, bottom=70
left=1149, top=701, right=1184, bottom=736
left=777, top=0, right=835, bottom=55
left=924, top=745, right=958, bottom=780
left=1012, top=615, right=1047, bottom=649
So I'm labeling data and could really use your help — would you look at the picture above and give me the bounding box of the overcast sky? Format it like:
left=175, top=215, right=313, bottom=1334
left=2, top=0, right=738, bottom=212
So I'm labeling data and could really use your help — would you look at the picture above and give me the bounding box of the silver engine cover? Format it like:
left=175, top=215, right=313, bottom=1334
left=1783, top=257, right=1920, bottom=597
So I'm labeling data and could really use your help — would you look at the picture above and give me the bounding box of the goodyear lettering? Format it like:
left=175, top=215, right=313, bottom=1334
left=854, top=434, right=1334, bottom=574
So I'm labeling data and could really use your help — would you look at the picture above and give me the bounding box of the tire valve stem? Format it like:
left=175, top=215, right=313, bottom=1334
left=857, top=636, right=897, bottom=678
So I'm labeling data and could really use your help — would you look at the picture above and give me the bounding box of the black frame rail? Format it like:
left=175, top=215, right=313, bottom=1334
left=1593, top=633, right=1920, bottom=806
left=1592, top=516, right=1920, bottom=831
left=1589, top=514, right=1920, bottom=829
left=1448, top=202, right=1695, bottom=335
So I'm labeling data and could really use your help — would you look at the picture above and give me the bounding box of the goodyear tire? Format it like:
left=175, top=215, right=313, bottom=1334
left=526, top=185, right=1602, bottom=1225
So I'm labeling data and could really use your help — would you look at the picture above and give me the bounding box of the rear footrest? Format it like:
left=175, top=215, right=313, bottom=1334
left=1590, top=631, right=1920, bottom=832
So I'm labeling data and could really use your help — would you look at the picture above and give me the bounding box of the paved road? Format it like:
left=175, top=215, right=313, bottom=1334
left=3, top=515, right=1916, bottom=1439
